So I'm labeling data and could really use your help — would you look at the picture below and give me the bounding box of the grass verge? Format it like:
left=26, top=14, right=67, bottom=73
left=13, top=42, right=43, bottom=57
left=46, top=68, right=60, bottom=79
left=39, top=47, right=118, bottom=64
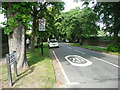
left=69, top=43, right=119, bottom=56
left=0, top=43, right=55, bottom=88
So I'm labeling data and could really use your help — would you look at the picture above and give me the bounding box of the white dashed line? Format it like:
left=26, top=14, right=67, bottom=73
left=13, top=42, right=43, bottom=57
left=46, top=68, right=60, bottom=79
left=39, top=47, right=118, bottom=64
left=52, top=51, right=79, bottom=85
left=92, top=56, right=120, bottom=68
left=75, top=49, right=85, bottom=54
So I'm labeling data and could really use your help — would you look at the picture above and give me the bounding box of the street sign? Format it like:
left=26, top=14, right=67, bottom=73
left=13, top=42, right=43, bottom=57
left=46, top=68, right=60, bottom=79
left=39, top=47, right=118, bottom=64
left=39, top=19, right=46, bottom=31
left=6, top=51, right=18, bottom=87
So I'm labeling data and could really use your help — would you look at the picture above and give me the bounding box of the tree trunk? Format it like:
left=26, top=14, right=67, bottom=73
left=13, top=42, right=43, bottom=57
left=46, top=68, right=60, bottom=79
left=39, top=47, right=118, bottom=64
left=7, top=3, right=28, bottom=68
left=30, top=6, right=37, bottom=52
left=79, top=37, right=84, bottom=45
left=113, top=30, right=119, bottom=45
left=112, top=4, right=120, bottom=45
left=8, top=25, right=28, bottom=68
left=112, top=13, right=120, bottom=45
left=30, top=21, right=36, bottom=52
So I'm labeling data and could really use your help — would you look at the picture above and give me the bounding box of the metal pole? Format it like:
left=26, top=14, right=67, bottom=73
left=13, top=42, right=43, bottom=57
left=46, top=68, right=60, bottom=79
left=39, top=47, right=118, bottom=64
left=14, top=52, right=17, bottom=77
left=6, top=54, right=12, bottom=87
left=41, top=40, right=43, bottom=55
left=14, top=61, right=18, bottom=77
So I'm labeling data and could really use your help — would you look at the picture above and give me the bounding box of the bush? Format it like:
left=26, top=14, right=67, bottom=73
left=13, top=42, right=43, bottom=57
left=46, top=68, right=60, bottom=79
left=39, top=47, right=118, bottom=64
left=107, top=44, right=120, bottom=52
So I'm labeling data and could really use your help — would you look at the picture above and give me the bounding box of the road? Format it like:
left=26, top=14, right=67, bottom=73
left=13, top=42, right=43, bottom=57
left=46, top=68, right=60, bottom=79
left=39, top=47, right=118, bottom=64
left=51, top=43, right=120, bottom=88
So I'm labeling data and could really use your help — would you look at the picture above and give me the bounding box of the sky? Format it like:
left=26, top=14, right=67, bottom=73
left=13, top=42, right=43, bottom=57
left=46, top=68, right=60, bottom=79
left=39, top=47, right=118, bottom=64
left=63, top=0, right=83, bottom=12
left=0, top=13, right=6, bottom=25
left=63, top=0, right=97, bottom=12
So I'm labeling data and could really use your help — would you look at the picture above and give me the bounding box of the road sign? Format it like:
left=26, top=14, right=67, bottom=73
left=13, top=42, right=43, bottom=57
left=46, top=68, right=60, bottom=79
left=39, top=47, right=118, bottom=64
left=39, top=19, right=46, bottom=31
left=6, top=51, right=18, bottom=87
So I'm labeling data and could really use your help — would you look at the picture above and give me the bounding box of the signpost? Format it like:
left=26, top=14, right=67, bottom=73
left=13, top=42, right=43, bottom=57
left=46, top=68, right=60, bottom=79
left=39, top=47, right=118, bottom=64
left=38, top=19, right=46, bottom=55
left=6, top=51, right=18, bottom=87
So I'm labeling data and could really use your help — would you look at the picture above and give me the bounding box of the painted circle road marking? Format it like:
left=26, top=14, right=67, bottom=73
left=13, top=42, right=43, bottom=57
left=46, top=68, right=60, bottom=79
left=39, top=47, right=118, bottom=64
left=65, top=55, right=92, bottom=67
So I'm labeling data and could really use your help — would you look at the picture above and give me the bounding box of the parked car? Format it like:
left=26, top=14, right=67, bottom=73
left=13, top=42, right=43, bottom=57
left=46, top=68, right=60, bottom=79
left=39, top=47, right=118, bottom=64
left=66, top=39, right=69, bottom=43
left=48, top=39, right=59, bottom=48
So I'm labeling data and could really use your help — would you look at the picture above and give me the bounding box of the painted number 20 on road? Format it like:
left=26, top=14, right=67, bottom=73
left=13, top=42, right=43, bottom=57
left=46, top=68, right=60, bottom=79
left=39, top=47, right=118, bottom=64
left=65, top=55, right=92, bottom=67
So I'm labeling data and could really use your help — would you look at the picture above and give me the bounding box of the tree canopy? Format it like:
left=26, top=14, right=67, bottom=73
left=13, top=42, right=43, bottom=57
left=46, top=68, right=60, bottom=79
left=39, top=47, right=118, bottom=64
left=94, top=2, right=120, bottom=44
left=54, top=7, right=99, bottom=44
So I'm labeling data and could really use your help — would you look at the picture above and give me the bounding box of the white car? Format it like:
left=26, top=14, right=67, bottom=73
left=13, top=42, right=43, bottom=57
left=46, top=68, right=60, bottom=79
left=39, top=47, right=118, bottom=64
left=66, top=39, right=69, bottom=43
left=48, top=39, right=59, bottom=48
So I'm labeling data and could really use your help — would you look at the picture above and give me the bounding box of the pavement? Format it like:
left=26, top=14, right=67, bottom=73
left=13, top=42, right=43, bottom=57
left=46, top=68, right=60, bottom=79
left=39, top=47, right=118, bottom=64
left=51, top=43, right=120, bottom=88
left=50, top=49, right=69, bottom=88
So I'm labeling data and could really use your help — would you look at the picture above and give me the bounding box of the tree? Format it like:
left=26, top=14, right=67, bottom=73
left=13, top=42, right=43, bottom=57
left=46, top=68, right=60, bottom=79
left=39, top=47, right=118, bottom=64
left=27, top=2, right=64, bottom=51
left=78, top=7, right=99, bottom=44
left=94, top=2, right=120, bottom=44
left=2, top=2, right=64, bottom=68
left=28, top=2, right=48, bottom=52
left=38, top=2, right=65, bottom=40
left=2, top=2, right=31, bottom=68
left=58, top=7, right=99, bottom=44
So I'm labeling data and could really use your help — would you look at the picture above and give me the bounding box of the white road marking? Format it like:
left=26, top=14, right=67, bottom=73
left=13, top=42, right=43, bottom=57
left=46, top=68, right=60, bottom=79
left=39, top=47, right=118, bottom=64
left=92, top=56, right=120, bottom=68
left=67, top=47, right=72, bottom=49
left=52, top=51, right=79, bottom=85
left=75, top=49, right=85, bottom=54
left=65, top=55, right=92, bottom=67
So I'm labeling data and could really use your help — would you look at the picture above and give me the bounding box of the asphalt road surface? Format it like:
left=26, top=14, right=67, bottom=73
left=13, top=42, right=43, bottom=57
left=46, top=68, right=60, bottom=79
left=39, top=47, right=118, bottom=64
left=51, top=43, right=120, bottom=88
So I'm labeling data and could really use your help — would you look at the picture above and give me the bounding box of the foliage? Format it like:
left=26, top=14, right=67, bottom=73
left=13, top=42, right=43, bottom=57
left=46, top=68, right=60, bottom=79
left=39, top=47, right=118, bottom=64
left=94, top=2, right=120, bottom=44
left=40, top=2, right=65, bottom=40
left=97, top=30, right=107, bottom=36
left=2, top=2, right=32, bottom=35
left=107, top=44, right=120, bottom=52
left=2, top=2, right=65, bottom=52
left=4, top=27, right=13, bottom=35
left=3, top=17, right=19, bottom=35
left=56, top=7, right=99, bottom=42
left=2, top=2, right=64, bottom=36
left=8, top=17, right=18, bottom=28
